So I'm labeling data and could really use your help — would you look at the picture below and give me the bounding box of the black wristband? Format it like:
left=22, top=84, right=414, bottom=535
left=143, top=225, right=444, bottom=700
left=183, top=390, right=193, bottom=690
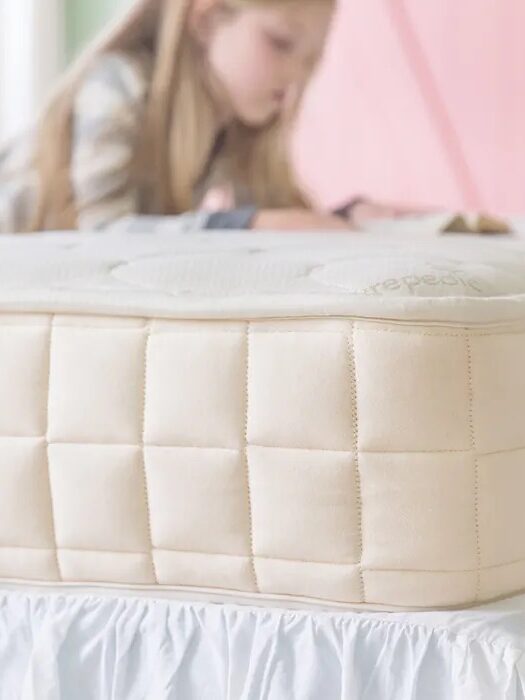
left=205, top=206, right=258, bottom=230
left=333, top=196, right=367, bottom=221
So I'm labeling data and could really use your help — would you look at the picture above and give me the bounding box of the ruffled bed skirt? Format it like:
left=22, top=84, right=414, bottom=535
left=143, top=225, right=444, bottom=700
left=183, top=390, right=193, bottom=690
left=0, top=590, right=524, bottom=699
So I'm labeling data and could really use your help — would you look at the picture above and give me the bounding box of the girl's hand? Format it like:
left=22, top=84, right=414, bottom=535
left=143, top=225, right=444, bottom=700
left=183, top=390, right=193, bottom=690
left=341, top=198, right=434, bottom=230
left=252, top=208, right=350, bottom=231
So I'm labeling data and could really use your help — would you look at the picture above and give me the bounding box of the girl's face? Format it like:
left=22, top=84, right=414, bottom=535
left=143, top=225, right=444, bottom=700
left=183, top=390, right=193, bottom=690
left=196, top=1, right=333, bottom=126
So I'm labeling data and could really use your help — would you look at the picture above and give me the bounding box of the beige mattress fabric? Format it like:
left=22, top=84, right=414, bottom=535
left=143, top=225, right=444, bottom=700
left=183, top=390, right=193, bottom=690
left=0, top=227, right=524, bottom=609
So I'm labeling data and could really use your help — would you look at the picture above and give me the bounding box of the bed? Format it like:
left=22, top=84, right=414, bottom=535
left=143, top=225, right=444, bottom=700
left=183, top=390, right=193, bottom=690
left=0, top=220, right=524, bottom=697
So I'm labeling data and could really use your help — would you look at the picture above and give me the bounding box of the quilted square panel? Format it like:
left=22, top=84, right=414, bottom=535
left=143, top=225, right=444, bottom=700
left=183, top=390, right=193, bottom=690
left=0, top=548, right=58, bottom=582
left=0, top=437, right=54, bottom=548
left=255, top=558, right=363, bottom=603
left=247, top=329, right=354, bottom=450
left=145, top=445, right=250, bottom=555
left=248, top=445, right=360, bottom=564
left=48, top=443, right=151, bottom=553
left=479, top=560, right=525, bottom=602
left=353, top=326, right=471, bottom=452
left=360, top=451, right=477, bottom=571
left=477, top=449, right=525, bottom=567
left=144, top=325, right=246, bottom=448
left=363, top=569, right=478, bottom=608
left=47, top=323, right=145, bottom=444
left=153, top=550, right=254, bottom=591
left=469, top=333, right=525, bottom=453
left=0, top=320, right=50, bottom=436
left=58, top=550, right=154, bottom=585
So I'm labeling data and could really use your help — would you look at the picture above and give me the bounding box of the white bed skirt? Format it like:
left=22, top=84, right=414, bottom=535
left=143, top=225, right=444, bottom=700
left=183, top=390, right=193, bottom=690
left=0, top=590, right=524, bottom=699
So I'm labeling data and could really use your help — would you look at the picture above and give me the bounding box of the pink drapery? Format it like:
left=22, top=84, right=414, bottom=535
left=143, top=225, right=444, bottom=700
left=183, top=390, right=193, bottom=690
left=296, top=0, right=525, bottom=214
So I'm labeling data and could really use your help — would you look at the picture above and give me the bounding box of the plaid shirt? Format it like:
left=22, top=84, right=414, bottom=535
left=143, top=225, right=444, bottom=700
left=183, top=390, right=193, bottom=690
left=0, top=51, right=255, bottom=234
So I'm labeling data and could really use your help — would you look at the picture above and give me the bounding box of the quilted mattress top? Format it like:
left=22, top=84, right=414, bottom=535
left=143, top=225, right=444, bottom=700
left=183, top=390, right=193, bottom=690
left=2, top=215, right=525, bottom=324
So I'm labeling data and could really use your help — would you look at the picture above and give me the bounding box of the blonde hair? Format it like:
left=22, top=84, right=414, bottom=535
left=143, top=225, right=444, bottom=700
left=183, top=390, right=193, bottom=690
left=31, top=0, right=331, bottom=231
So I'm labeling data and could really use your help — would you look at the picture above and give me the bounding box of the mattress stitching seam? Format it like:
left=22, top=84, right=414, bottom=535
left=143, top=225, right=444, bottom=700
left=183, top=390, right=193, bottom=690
left=141, top=320, right=158, bottom=584
left=348, top=323, right=365, bottom=602
left=0, top=544, right=523, bottom=572
left=466, top=333, right=482, bottom=601
left=44, top=315, right=62, bottom=581
left=5, top=320, right=525, bottom=339
left=5, top=438, right=525, bottom=458
left=244, top=323, right=260, bottom=593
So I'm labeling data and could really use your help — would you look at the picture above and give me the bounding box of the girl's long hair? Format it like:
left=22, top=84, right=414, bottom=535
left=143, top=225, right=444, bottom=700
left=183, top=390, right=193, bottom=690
left=30, top=0, right=327, bottom=231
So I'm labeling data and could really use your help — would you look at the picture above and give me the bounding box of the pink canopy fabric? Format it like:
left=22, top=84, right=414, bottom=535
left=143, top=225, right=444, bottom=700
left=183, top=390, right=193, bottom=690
left=296, top=0, right=525, bottom=215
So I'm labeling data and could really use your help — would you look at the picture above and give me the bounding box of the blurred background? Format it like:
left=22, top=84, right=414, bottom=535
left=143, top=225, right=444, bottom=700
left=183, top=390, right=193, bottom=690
left=1, top=0, right=524, bottom=214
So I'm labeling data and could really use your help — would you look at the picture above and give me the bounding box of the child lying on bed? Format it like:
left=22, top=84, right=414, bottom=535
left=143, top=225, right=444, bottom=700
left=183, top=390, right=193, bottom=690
left=0, top=0, right=416, bottom=235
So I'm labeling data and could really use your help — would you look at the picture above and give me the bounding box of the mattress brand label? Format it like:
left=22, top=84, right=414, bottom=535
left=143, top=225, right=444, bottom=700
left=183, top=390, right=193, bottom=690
left=362, top=266, right=484, bottom=296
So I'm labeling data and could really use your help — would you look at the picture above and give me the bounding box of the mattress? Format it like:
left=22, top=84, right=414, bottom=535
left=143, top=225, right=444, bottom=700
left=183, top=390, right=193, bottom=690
left=1, top=225, right=525, bottom=610
left=0, top=587, right=524, bottom=699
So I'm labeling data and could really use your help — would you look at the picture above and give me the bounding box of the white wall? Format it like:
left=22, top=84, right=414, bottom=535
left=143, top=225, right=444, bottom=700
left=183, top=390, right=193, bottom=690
left=0, top=0, right=65, bottom=141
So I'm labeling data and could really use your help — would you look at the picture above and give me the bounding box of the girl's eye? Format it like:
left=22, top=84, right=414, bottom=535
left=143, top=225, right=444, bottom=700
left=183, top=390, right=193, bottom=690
left=266, top=31, right=295, bottom=53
